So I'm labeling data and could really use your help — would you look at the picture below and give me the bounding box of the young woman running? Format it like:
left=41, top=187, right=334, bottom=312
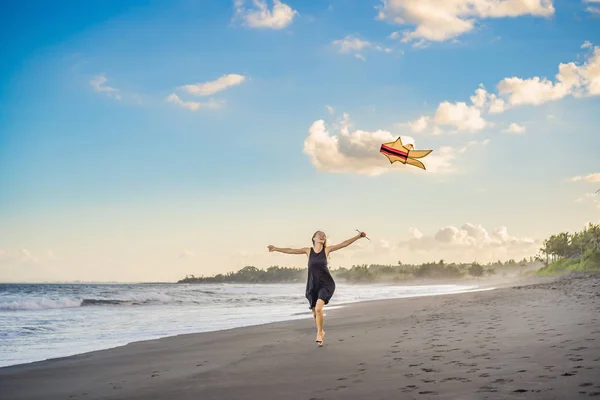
left=267, top=230, right=366, bottom=346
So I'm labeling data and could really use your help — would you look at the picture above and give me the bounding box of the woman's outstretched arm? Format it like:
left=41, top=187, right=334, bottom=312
left=326, top=232, right=365, bottom=253
left=267, top=245, right=309, bottom=255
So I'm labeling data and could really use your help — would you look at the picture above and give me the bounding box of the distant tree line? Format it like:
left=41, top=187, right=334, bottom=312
left=177, top=223, right=600, bottom=284
left=180, top=266, right=305, bottom=284
left=177, top=258, right=536, bottom=284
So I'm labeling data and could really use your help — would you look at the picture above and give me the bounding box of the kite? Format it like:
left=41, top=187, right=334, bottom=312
left=380, top=137, right=433, bottom=170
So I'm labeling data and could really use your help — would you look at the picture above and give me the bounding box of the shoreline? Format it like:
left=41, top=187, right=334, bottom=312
left=1, top=272, right=598, bottom=399
left=1, top=280, right=505, bottom=369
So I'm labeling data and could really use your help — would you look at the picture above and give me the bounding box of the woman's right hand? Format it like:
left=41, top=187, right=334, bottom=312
left=267, top=245, right=275, bottom=252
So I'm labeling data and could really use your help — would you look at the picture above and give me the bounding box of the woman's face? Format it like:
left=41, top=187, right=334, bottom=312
left=313, top=231, right=326, bottom=244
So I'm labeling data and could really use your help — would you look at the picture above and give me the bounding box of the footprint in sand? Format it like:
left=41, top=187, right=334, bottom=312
left=537, top=375, right=556, bottom=379
left=398, top=385, right=418, bottom=392
left=441, top=377, right=471, bottom=383
left=492, top=378, right=514, bottom=384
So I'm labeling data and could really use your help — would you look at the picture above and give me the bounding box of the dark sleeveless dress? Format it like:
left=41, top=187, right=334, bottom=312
left=305, top=247, right=336, bottom=309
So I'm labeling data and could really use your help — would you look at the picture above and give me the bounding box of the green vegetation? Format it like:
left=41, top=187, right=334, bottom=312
left=178, top=258, right=535, bottom=284
left=180, top=266, right=305, bottom=283
left=536, top=223, right=600, bottom=276
left=178, top=223, right=600, bottom=284
left=468, top=263, right=485, bottom=279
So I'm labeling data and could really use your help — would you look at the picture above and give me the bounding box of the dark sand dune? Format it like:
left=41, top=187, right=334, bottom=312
left=1, top=273, right=599, bottom=400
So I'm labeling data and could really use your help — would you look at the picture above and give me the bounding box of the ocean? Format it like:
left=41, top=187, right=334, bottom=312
left=0, top=282, right=490, bottom=368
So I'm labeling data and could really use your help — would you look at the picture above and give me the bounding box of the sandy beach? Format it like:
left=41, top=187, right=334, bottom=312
left=1, top=273, right=599, bottom=400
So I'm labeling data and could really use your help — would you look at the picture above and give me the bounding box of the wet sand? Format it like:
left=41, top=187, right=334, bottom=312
left=1, top=273, right=599, bottom=399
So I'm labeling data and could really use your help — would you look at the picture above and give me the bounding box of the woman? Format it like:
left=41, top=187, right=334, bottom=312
left=267, top=230, right=367, bottom=346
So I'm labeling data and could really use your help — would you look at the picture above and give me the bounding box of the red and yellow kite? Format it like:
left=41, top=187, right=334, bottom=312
left=380, top=137, right=433, bottom=170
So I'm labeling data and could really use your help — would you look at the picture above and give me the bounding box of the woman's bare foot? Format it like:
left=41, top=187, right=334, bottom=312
left=316, top=331, right=325, bottom=346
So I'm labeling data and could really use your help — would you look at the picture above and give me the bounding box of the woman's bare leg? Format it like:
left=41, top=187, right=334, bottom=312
left=315, top=299, right=325, bottom=344
left=311, top=308, right=318, bottom=341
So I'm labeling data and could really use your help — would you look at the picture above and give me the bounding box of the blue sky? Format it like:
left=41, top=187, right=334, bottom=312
left=1, top=0, right=599, bottom=282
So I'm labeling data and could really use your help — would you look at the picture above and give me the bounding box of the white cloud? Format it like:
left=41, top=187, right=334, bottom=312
left=233, top=0, right=297, bottom=29
left=336, top=223, right=541, bottom=266
left=178, top=74, right=246, bottom=96
left=332, top=35, right=393, bottom=60
left=576, top=192, right=600, bottom=208
left=571, top=172, right=600, bottom=183
left=496, top=76, right=572, bottom=106
left=487, top=94, right=506, bottom=114
left=584, top=0, right=600, bottom=15
left=409, top=227, right=423, bottom=239
left=395, top=43, right=599, bottom=135
left=396, top=223, right=540, bottom=262
left=333, top=35, right=372, bottom=53
left=497, top=43, right=600, bottom=105
left=376, top=0, right=554, bottom=46
left=326, top=105, right=335, bottom=114
left=458, top=138, right=490, bottom=153
left=502, top=122, right=526, bottom=134
left=401, top=85, right=497, bottom=135
left=470, top=87, right=488, bottom=108
left=90, top=75, right=121, bottom=100
left=408, top=116, right=430, bottom=133
left=302, top=115, right=487, bottom=175
left=0, top=249, right=38, bottom=265
left=165, top=93, right=224, bottom=111
left=434, top=100, right=487, bottom=132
